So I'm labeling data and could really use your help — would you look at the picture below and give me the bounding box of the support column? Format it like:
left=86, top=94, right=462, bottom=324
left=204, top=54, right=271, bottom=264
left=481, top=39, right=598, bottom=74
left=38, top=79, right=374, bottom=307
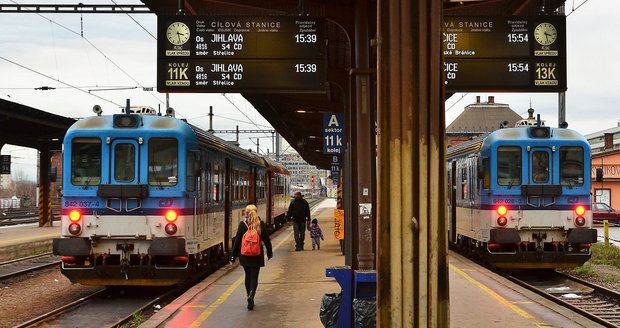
left=558, top=92, right=566, bottom=126
left=353, top=0, right=375, bottom=271
left=376, top=0, right=449, bottom=326
left=38, top=148, right=51, bottom=227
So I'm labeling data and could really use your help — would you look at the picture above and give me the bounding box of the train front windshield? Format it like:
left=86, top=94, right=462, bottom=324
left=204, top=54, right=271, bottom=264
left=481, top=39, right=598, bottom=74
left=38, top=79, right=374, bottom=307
left=148, top=138, right=178, bottom=186
left=71, top=138, right=102, bottom=185
left=560, top=146, right=584, bottom=186
left=497, top=146, right=521, bottom=186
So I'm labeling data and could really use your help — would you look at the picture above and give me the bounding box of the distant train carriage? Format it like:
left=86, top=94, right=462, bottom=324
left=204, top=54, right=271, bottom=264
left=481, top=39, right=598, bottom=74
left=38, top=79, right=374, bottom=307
left=447, top=123, right=597, bottom=269
left=53, top=109, right=289, bottom=286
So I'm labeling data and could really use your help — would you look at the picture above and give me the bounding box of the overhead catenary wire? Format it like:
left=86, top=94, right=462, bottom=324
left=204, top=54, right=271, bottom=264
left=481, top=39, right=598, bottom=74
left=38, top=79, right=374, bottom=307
left=445, top=93, right=469, bottom=112
left=7, top=0, right=175, bottom=115
left=0, top=56, right=122, bottom=107
left=567, top=0, right=592, bottom=17
left=110, top=0, right=156, bottom=40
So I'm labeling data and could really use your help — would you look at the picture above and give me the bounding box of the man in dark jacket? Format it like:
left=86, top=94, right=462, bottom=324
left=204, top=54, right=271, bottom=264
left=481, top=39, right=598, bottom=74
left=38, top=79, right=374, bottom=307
left=287, top=192, right=311, bottom=251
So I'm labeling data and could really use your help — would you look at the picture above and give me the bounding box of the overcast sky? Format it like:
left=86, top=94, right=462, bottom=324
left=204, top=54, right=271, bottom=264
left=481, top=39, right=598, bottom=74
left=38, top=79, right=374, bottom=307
left=0, top=0, right=613, bottom=181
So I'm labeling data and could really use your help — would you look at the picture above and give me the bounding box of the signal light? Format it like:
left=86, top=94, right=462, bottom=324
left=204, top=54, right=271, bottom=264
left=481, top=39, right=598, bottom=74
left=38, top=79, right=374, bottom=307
left=165, top=223, right=177, bottom=235
left=497, top=216, right=508, bottom=227
left=68, top=223, right=81, bottom=235
left=61, top=256, right=77, bottom=263
left=575, top=217, right=586, bottom=227
left=165, top=210, right=178, bottom=222
left=69, top=210, right=81, bottom=222
left=575, top=205, right=586, bottom=217
left=497, top=205, right=508, bottom=217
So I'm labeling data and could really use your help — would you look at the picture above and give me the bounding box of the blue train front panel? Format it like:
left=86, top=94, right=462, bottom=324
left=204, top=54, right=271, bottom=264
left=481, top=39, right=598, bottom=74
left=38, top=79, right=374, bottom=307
left=53, top=114, right=206, bottom=285
left=452, top=126, right=597, bottom=269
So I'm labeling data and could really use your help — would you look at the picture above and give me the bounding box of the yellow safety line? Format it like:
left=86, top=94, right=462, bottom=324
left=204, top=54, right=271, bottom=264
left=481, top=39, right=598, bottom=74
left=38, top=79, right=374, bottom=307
left=187, top=205, right=320, bottom=327
left=449, top=264, right=548, bottom=328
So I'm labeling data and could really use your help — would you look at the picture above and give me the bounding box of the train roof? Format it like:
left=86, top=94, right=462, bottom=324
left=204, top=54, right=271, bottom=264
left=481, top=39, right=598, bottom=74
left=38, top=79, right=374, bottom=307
left=262, top=156, right=290, bottom=175
left=447, top=127, right=590, bottom=160
left=189, top=123, right=265, bottom=165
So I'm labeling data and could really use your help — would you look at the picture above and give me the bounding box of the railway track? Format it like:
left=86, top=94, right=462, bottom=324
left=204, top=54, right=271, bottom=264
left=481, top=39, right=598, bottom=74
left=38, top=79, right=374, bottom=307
left=503, top=270, right=620, bottom=327
left=0, top=253, right=61, bottom=281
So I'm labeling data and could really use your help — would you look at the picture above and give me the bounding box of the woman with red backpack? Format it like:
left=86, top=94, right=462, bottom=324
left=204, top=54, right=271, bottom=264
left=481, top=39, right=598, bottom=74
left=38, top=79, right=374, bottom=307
left=230, top=204, right=273, bottom=310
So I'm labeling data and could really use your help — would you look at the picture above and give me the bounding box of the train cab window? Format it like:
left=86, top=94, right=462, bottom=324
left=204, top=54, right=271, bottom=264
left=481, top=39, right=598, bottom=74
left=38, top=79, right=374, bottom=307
left=482, top=158, right=490, bottom=189
left=497, top=146, right=522, bottom=186
left=531, top=151, right=549, bottom=183
left=560, top=147, right=584, bottom=186
left=114, top=143, right=135, bottom=182
left=71, top=138, right=101, bottom=185
left=148, top=138, right=178, bottom=186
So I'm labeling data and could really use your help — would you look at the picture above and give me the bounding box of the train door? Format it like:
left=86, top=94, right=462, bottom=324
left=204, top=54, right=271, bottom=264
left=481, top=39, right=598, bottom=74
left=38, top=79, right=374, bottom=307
left=108, top=139, right=141, bottom=213
left=224, top=158, right=232, bottom=254
left=530, top=148, right=552, bottom=185
left=251, top=167, right=257, bottom=205
left=450, top=161, right=457, bottom=243
left=110, top=139, right=139, bottom=185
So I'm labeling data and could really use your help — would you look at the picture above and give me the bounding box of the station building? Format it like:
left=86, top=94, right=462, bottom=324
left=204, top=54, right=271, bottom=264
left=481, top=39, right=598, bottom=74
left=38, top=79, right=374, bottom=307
left=446, top=96, right=524, bottom=147
left=587, top=122, right=620, bottom=208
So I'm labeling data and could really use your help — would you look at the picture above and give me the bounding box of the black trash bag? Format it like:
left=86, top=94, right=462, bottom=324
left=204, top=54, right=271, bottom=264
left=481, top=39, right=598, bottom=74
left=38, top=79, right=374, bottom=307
left=353, top=298, right=376, bottom=328
left=320, top=293, right=341, bottom=328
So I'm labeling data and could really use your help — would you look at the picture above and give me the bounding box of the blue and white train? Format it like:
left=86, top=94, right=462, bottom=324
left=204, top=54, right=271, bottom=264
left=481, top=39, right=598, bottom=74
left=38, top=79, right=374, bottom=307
left=53, top=107, right=289, bottom=286
left=447, top=121, right=597, bottom=269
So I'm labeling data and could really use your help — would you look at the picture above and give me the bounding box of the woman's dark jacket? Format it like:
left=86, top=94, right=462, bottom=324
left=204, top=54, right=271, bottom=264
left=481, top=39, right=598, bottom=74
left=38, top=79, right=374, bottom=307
left=232, top=220, right=273, bottom=267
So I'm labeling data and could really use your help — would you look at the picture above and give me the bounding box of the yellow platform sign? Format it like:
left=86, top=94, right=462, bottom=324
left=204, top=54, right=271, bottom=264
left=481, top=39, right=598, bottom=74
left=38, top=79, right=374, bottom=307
left=334, top=209, right=344, bottom=240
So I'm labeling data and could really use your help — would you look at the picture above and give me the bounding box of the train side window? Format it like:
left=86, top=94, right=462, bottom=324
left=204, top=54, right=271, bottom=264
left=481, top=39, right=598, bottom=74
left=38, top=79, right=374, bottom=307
left=186, top=153, right=196, bottom=192
left=204, top=162, right=211, bottom=203
left=497, top=146, right=522, bottom=186
left=460, top=167, right=467, bottom=200
left=148, top=138, right=178, bottom=186
left=213, top=167, right=220, bottom=203
left=482, top=158, right=490, bottom=189
left=560, top=147, right=584, bottom=186
left=71, top=138, right=102, bottom=185
left=531, top=151, right=549, bottom=183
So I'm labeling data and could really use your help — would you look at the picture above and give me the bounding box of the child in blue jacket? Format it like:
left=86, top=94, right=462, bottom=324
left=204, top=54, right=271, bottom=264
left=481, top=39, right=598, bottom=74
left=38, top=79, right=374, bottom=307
left=308, top=218, right=324, bottom=250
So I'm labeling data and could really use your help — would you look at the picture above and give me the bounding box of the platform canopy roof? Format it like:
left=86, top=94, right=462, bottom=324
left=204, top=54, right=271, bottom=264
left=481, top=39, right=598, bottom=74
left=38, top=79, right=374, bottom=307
left=0, top=99, right=75, bottom=150
left=142, top=0, right=566, bottom=169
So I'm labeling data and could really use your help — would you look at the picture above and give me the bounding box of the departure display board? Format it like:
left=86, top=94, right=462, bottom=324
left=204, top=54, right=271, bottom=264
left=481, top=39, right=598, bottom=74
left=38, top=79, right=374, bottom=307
left=158, top=60, right=325, bottom=93
left=443, top=16, right=566, bottom=92
left=157, top=16, right=326, bottom=93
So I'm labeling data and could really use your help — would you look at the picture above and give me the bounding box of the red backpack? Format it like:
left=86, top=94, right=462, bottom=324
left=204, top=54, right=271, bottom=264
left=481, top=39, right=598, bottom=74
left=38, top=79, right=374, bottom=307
left=241, top=221, right=261, bottom=256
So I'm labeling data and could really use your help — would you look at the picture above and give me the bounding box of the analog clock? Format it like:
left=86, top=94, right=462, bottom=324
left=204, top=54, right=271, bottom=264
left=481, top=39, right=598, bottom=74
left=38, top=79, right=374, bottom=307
left=166, top=22, right=190, bottom=46
left=534, top=22, right=557, bottom=46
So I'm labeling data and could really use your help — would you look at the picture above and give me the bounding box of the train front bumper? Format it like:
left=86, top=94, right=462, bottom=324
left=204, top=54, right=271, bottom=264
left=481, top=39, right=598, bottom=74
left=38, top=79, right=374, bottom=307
left=53, top=237, right=189, bottom=286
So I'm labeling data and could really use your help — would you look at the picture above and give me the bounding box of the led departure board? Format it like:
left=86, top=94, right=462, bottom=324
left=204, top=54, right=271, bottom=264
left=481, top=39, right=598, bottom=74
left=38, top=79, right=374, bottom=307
left=443, top=16, right=566, bottom=92
left=157, top=16, right=326, bottom=93
left=444, top=59, right=566, bottom=91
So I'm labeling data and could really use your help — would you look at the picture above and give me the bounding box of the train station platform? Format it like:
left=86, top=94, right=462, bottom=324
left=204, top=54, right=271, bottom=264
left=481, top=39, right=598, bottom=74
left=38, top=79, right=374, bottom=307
left=0, top=222, right=58, bottom=262
left=142, top=198, right=600, bottom=328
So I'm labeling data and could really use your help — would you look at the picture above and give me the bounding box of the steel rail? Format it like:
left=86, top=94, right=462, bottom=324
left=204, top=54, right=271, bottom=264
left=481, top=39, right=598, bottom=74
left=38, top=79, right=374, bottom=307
left=501, top=272, right=620, bottom=328
left=0, top=252, right=52, bottom=266
left=0, top=260, right=60, bottom=281
left=13, top=289, right=107, bottom=328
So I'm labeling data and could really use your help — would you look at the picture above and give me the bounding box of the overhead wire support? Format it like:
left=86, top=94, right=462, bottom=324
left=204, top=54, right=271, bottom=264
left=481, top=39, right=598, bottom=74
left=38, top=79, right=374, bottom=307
left=0, top=4, right=152, bottom=14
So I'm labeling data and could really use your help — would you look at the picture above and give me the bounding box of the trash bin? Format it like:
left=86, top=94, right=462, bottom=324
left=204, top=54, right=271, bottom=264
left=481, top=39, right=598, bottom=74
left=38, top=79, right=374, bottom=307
left=353, top=298, right=376, bottom=328
left=320, top=293, right=341, bottom=328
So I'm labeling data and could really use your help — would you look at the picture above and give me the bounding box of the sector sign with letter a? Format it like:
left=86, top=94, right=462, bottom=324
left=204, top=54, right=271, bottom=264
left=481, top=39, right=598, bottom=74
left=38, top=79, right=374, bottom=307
left=323, top=113, right=344, bottom=154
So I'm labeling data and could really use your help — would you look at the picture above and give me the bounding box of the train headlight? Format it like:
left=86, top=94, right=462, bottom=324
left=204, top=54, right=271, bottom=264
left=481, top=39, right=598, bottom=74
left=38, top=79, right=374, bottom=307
left=575, top=205, right=586, bottom=217
left=497, top=216, right=508, bottom=227
left=575, top=217, right=586, bottom=227
left=68, top=223, right=82, bottom=235
left=165, top=210, right=178, bottom=222
left=69, top=210, right=81, bottom=222
left=497, top=205, right=508, bottom=217
left=165, top=223, right=177, bottom=235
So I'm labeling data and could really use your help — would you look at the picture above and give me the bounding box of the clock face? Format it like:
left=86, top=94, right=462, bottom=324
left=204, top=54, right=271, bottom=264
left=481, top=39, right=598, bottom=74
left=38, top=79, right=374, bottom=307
left=534, top=23, right=557, bottom=46
left=166, top=22, right=190, bottom=46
